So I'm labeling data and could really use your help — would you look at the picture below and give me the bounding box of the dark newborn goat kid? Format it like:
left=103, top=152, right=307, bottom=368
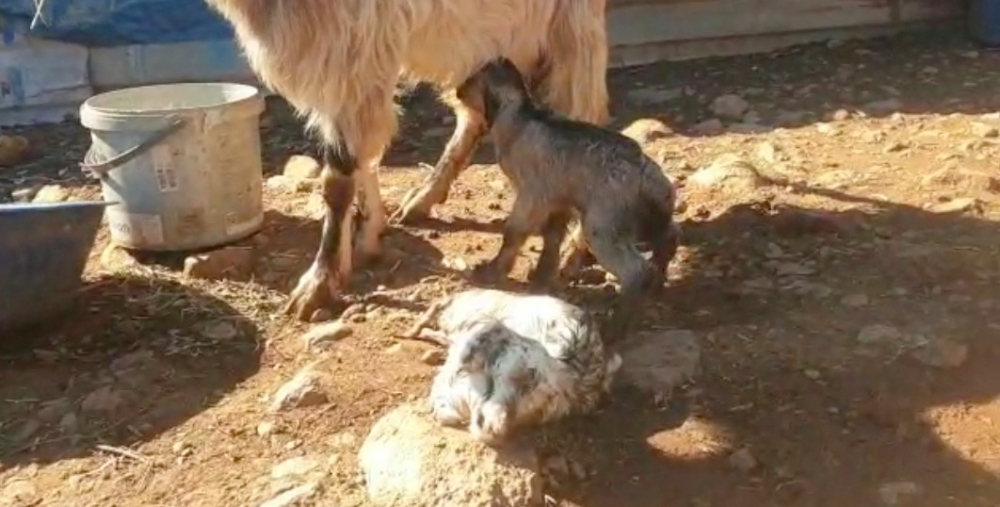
left=457, top=57, right=680, bottom=340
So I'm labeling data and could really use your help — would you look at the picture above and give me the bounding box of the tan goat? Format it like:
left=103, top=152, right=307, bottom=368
left=205, top=0, right=610, bottom=319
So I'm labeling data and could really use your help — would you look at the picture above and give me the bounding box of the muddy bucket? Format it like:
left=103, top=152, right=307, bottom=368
left=80, top=83, right=266, bottom=251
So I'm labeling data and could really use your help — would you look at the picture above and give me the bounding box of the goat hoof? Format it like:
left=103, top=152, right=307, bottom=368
left=391, top=187, right=437, bottom=224
left=283, top=266, right=343, bottom=321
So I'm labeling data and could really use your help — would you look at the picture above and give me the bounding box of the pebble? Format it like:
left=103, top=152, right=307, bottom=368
left=0, top=479, right=38, bottom=505
left=864, top=98, right=902, bottom=114
left=857, top=324, right=904, bottom=346
left=301, top=321, right=353, bottom=351
left=33, top=184, right=69, bottom=203
left=257, top=421, right=276, bottom=437
left=12, top=187, right=37, bottom=202
left=270, top=456, right=319, bottom=480
left=756, top=141, right=779, bottom=163
left=727, top=448, right=758, bottom=472
left=688, top=154, right=764, bottom=192
left=420, top=349, right=445, bottom=366
left=259, top=483, right=318, bottom=507
left=712, top=94, right=750, bottom=120
left=36, top=398, right=73, bottom=424
left=803, top=369, right=822, bottom=380
left=692, top=119, right=725, bottom=135
left=878, top=481, right=921, bottom=505
left=183, top=247, right=255, bottom=281
left=911, top=339, right=968, bottom=369
left=831, top=109, right=852, bottom=121
left=620, top=118, right=673, bottom=145
left=840, top=294, right=870, bottom=307
left=971, top=122, right=999, bottom=138
left=0, top=134, right=30, bottom=167
left=200, top=320, right=240, bottom=340
left=283, top=154, right=322, bottom=179
left=268, top=368, right=330, bottom=413
left=81, top=385, right=126, bottom=414
left=926, top=197, right=981, bottom=214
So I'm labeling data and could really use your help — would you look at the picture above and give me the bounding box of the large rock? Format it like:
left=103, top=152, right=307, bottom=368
left=688, top=154, right=765, bottom=193
left=616, top=329, right=700, bottom=398
left=359, top=403, right=543, bottom=507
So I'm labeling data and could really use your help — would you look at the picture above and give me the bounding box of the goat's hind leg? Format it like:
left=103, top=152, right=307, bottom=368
left=392, top=95, right=487, bottom=224
left=585, top=227, right=657, bottom=344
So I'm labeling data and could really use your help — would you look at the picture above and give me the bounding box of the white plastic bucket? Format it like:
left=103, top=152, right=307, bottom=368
left=80, top=82, right=266, bottom=251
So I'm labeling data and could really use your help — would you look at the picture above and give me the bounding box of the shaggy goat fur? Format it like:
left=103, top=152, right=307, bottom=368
left=406, top=288, right=622, bottom=444
left=456, top=58, right=681, bottom=341
left=205, top=0, right=609, bottom=320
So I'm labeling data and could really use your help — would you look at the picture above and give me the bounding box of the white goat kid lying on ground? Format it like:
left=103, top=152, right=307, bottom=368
left=404, top=288, right=622, bottom=444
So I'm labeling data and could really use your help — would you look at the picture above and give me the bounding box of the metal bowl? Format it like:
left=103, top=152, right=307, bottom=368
left=0, top=200, right=112, bottom=334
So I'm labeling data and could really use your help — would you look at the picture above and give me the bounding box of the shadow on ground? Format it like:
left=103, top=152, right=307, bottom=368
left=541, top=191, right=1000, bottom=507
left=0, top=274, right=263, bottom=467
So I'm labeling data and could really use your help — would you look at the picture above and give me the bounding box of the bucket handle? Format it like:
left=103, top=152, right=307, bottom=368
left=81, top=115, right=186, bottom=176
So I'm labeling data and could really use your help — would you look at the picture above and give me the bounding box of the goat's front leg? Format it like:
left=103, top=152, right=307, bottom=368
left=353, top=162, right=387, bottom=265
left=283, top=153, right=356, bottom=320
left=472, top=195, right=546, bottom=285
left=392, top=97, right=487, bottom=224
left=528, top=211, right=571, bottom=291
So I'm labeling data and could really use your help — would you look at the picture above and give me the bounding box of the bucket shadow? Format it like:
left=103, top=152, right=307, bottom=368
left=0, top=274, right=263, bottom=467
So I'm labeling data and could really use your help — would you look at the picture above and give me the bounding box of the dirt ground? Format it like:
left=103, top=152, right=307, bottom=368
left=2, top=26, right=1000, bottom=507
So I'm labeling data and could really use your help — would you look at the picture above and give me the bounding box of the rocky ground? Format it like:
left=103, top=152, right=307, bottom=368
left=2, top=26, right=1000, bottom=507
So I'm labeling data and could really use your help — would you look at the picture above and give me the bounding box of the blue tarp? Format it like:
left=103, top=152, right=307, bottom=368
left=0, top=0, right=233, bottom=47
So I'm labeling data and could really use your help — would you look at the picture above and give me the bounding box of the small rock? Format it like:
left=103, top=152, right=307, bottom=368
left=742, top=110, right=762, bottom=124
left=0, top=134, right=30, bottom=167
left=99, top=244, right=140, bottom=271
left=971, top=122, right=999, bottom=138
left=692, top=119, right=725, bottom=135
left=816, top=123, right=837, bottom=135
left=621, top=118, right=673, bottom=145
left=861, top=130, right=886, bottom=143
left=911, top=339, right=968, bottom=369
left=12, top=187, right=37, bottom=202
left=269, top=368, right=329, bottom=413
left=183, top=247, right=255, bottom=281
left=199, top=320, right=239, bottom=340
left=803, top=369, right=822, bottom=380
left=712, top=94, right=750, bottom=120
left=688, top=154, right=764, bottom=192
left=330, top=432, right=358, bottom=449
left=257, top=421, right=276, bottom=437
left=58, top=412, right=78, bottom=433
left=283, top=155, right=322, bottom=179
left=259, top=483, right=318, bottom=507
left=0, top=479, right=38, bottom=505
left=627, top=86, right=682, bottom=105
left=773, top=261, right=815, bottom=277
left=883, top=141, right=908, bottom=153
left=831, top=109, right=852, bottom=121
left=271, top=456, right=320, bottom=480
left=840, top=294, right=870, bottom=307
left=617, top=330, right=700, bottom=397
left=33, top=184, right=69, bottom=203
left=81, top=386, right=126, bottom=414
left=13, top=418, right=41, bottom=443
left=857, top=325, right=904, bottom=346
left=727, top=448, right=757, bottom=472
left=878, top=481, right=921, bottom=505
left=773, top=110, right=808, bottom=127
left=926, top=197, right=982, bottom=214
left=301, top=321, right=353, bottom=350
left=864, top=98, right=902, bottom=115
left=420, top=349, right=444, bottom=366
left=36, top=398, right=73, bottom=424
left=756, top=142, right=779, bottom=163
